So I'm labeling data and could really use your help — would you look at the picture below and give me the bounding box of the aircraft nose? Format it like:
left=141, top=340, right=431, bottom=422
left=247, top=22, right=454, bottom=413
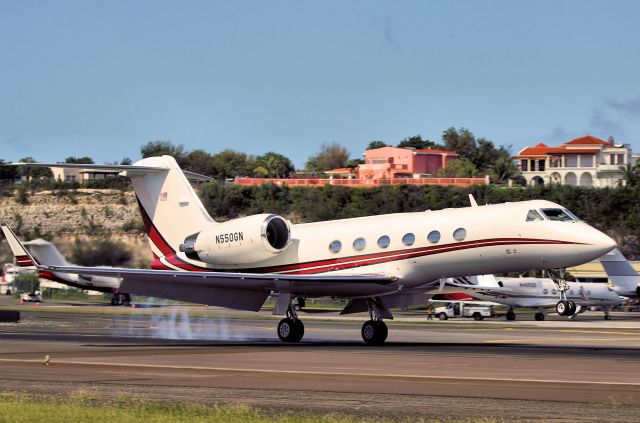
left=589, top=229, right=616, bottom=257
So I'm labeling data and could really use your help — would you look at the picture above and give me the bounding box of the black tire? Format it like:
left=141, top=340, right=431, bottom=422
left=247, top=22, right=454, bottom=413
left=604, top=315, right=611, bottom=320
left=556, top=300, right=568, bottom=316
left=534, top=312, right=545, bottom=321
left=472, top=312, right=483, bottom=321
left=567, top=301, right=577, bottom=316
left=438, top=313, right=448, bottom=321
left=506, top=311, right=516, bottom=321
left=277, top=318, right=304, bottom=342
left=361, top=320, right=388, bottom=345
left=111, top=297, right=119, bottom=306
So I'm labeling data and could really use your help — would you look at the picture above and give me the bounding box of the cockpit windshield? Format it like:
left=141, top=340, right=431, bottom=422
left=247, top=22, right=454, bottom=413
left=540, top=208, right=580, bottom=222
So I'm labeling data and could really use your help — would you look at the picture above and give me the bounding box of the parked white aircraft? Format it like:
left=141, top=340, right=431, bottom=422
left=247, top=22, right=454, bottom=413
left=600, top=249, right=640, bottom=299
left=4, top=156, right=616, bottom=344
left=17, top=238, right=128, bottom=305
left=444, top=274, right=624, bottom=320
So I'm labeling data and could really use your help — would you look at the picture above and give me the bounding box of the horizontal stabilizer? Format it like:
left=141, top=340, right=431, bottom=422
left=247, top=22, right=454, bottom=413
left=10, top=161, right=212, bottom=181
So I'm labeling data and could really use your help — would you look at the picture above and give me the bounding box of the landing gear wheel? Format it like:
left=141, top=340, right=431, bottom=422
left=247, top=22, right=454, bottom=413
left=361, top=320, right=388, bottom=345
left=438, top=313, right=448, bottom=321
left=566, top=301, right=577, bottom=316
left=534, top=312, right=545, bottom=321
left=604, top=315, right=612, bottom=320
left=121, top=294, right=131, bottom=307
left=506, top=310, right=516, bottom=321
left=472, top=312, right=484, bottom=321
left=277, top=318, right=304, bottom=342
left=111, top=296, right=120, bottom=306
left=556, top=300, right=569, bottom=316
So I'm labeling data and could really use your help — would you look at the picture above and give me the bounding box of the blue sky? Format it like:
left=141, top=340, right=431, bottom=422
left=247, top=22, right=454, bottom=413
left=1, top=0, right=639, bottom=167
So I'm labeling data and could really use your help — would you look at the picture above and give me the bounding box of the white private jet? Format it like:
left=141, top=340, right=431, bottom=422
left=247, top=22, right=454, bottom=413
left=17, top=239, right=128, bottom=305
left=3, top=155, right=616, bottom=344
left=444, top=274, right=624, bottom=321
left=600, top=248, right=640, bottom=299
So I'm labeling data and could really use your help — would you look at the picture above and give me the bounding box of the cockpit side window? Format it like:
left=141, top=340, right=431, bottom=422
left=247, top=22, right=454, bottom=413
left=540, top=208, right=577, bottom=222
left=526, top=210, right=544, bottom=222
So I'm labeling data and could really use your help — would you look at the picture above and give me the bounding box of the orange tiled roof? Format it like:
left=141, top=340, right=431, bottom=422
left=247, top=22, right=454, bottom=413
left=564, top=135, right=612, bottom=146
left=515, top=146, right=601, bottom=158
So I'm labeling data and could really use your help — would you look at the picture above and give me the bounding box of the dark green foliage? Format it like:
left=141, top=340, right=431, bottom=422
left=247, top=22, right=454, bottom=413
left=70, top=237, right=133, bottom=267
left=255, top=152, right=295, bottom=178
left=366, top=141, right=388, bottom=150
left=305, top=143, right=350, bottom=172
left=397, top=135, right=444, bottom=150
left=64, top=156, right=94, bottom=164
left=140, top=140, right=186, bottom=162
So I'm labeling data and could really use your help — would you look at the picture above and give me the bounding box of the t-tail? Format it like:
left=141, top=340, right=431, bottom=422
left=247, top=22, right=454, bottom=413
left=1, top=225, right=38, bottom=270
left=123, top=156, right=216, bottom=259
left=599, top=249, right=640, bottom=297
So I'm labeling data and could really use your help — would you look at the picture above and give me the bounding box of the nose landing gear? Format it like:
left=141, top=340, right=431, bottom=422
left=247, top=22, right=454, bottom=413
left=548, top=269, right=576, bottom=317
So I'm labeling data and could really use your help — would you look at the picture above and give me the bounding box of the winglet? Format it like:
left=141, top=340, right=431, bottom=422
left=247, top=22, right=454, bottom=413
left=1, top=224, right=39, bottom=269
left=469, top=194, right=478, bottom=207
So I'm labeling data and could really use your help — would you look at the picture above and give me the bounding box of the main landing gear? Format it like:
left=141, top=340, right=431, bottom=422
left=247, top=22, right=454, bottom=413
left=548, top=269, right=576, bottom=317
left=361, top=298, right=391, bottom=345
left=275, top=294, right=305, bottom=343
left=110, top=293, right=131, bottom=306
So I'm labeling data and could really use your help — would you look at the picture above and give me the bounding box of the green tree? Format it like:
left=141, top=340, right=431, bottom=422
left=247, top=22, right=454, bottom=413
left=70, top=237, right=133, bottom=267
left=18, top=157, right=52, bottom=179
left=120, top=157, right=132, bottom=165
left=397, top=135, right=444, bottom=150
left=255, top=152, right=295, bottom=178
left=305, top=142, right=350, bottom=172
left=183, top=149, right=215, bottom=176
left=140, top=140, right=185, bottom=161
left=620, top=163, right=640, bottom=187
left=437, top=159, right=478, bottom=177
left=64, top=156, right=94, bottom=164
left=490, top=156, right=520, bottom=184
left=0, top=159, right=19, bottom=180
left=211, top=149, right=255, bottom=181
left=366, top=141, right=388, bottom=150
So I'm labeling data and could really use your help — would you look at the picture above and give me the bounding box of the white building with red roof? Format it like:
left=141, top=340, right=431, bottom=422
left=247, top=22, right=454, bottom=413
left=514, top=135, right=634, bottom=187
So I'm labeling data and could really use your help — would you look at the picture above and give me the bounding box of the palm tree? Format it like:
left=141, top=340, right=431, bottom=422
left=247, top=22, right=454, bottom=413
left=619, top=163, right=639, bottom=187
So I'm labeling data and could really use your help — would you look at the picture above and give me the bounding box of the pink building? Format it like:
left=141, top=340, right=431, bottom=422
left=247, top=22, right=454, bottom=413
left=357, top=146, right=458, bottom=180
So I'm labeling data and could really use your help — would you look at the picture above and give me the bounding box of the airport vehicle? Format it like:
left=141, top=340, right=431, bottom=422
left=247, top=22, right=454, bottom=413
left=19, top=291, right=42, bottom=302
left=600, top=249, right=640, bottom=299
left=445, top=274, right=624, bottom=320
left=4, top=155, right=616, bottom=344
left=21, top=239, right=128, bottom=305
left=434, top=302, right=493, bottom=320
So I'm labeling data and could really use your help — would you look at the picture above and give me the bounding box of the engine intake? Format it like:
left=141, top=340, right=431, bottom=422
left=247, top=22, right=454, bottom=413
left=179, top=214, right=291, bottom=266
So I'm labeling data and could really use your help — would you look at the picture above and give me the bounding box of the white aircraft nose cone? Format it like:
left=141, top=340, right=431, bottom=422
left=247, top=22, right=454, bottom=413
left=590, top=230, right=617, bottom=257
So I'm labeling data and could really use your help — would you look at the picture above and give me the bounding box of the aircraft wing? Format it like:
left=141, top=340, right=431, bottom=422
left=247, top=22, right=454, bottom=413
left=444, top=278, right=512, bottom=292
left=35, top=264, right=395, bottom=311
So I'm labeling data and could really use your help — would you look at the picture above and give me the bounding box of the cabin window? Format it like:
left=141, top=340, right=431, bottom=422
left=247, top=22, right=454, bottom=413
left=353, top=237, right=366, bottom=251
left=377, top=235, right=390, bottom=249
left=453, top=228, right=467, bottom=242
left=329, top=240, right=342, bottom=253
left=540, top=208, right=577, bottom=222
left=552, top=289, right=557, bottom=295
left=526, top=210, right=544, bottom=222
left=402, top=233, right=415, bottom=246
left=427, top=230, right=441, bottom=244
left=543, top=289, right=549, bottom=295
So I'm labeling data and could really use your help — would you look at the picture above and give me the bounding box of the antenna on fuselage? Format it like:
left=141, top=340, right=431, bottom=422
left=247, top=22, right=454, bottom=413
left=468, top=194, right=479, bottom=207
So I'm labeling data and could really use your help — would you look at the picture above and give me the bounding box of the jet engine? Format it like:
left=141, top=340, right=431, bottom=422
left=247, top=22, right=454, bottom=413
left=178, top=214, right=291, bottom=265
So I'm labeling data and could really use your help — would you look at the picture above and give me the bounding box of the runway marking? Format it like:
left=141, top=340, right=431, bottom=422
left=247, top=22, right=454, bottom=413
left=485, top=338, right=640, bottom=343
left=0, top=358, right=639, bottom=387
left=542, top=329, right=640, bottom=336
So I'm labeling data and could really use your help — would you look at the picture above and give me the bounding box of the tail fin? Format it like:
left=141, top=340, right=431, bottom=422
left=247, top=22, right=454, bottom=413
left=599, top=249, right=640, bottom=295
left=1, top=225, right=38, bottom=269
left=127, top=156, right=215, bottom=257
left=22, top=239, right=70, bottom=266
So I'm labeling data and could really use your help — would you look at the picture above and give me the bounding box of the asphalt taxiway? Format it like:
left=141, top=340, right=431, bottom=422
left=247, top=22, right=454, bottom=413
left=1, top=300, right=640, bottom=421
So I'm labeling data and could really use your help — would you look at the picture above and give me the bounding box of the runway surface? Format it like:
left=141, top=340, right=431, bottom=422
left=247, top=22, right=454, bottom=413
left=1, top=301, right=640, bottom=421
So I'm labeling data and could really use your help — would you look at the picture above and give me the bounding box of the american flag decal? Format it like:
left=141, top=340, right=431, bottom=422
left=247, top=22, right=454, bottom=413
left=159, top=192, right=168, bottom=201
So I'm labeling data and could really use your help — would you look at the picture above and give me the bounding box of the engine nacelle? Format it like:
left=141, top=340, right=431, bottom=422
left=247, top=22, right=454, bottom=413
left=178, top=214, right=291, bottom=265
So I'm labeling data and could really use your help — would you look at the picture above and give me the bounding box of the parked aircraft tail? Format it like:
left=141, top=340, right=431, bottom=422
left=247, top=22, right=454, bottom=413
left=1, top=225, right=38, bottom=270
left=599, top=248, right=640, bottom=296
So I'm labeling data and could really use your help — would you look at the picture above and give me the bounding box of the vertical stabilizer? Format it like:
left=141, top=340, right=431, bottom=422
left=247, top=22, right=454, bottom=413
left=1, top=225, right=38, bottom=269
left=127, top=156, right=215, bottom=257
left=599, top=249, right=640, bottom=296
